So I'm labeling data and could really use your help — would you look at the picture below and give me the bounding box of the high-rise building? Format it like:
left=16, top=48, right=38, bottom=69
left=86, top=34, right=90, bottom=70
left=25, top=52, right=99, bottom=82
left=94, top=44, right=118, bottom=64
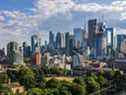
left=7, top=42, right=23, bottom=64
left=121, top=39, right=126, bottom=55
left=33, top=48, right=41, bottom=65
left=23, top=42, right=31, bottom=58
left=116, top=34, right=126, bottom=52
left=65, top=32, right=70, bottom=52
left=7, top=42, right=18, bottom=64
left=69, top=35, right=75, bottom=55
left=105, top=28, right=114, bottom=58
left=96, top=22, right=106, bottom=58
left=55, top=32, right=61, bottom=49
left=0, top=48, right=8, bottom=64
left=31, top=35, right=41, bottom=54
left=15, top=47, right=23, bottom=64
left=88, top=19, right=97, bottom=48
left=60, top=32, right=66, bottom=48
left=88, top=19, right=97, bottom=58
left=49, top=31, right=54, bottom=49
left=74, top=28, right=86, bottom=49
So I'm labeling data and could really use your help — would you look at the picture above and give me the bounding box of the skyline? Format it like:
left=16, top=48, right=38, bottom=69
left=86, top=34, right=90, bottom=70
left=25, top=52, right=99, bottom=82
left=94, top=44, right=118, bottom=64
left=0, top=0, right=126, bottom=48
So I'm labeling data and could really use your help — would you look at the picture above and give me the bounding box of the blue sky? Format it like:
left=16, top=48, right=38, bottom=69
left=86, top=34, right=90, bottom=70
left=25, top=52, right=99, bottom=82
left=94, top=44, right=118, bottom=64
left=0, top=0, right=126, bottom=48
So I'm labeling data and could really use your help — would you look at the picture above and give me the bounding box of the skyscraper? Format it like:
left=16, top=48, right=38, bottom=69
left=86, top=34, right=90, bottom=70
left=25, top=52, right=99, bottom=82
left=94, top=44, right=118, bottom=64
left=7, top=41, right=18, bottom=64
left=7, top=41, right=23, bottom=64
left=88, top=19, right=97, bottom=58
left=33, top=48, right=42, bottom=65
left=116, top=34, right=126, bottom=52
left=69, top=35, right=75, bottom=55
left=49, top=31, right=54, bottom=49
left=31, top=35, right=41, bottom=54
left=65, top=32, right=70, bottom=52
left=74, top=28, right=85, bottom=49
left=96, top=22, right=106, bottom=58
left=88, top=19, right=97, bottom=48
left=106, top=27, right=114, bottom=58
left=23, top=42, right=31, bottom=58
left=55, top=32, right=61, bottom=49
left=60, top=32, right=66, bottom=48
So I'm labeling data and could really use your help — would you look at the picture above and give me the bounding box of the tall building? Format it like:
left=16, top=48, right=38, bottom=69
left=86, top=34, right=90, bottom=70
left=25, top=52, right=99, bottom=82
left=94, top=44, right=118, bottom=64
left=65, top=32, right=70, bottom=52
left=49, top=31, right=54, bottom=49
left=7, top=42, right=23, bottom=64
left=116, top=34, right=126, bottom=52
left=106, top=28, right=114, bottom=58
left=74, top=28, right=86, bottom=49
left=88, top=19, right=97, bottom=48
left=15, top=47, right=23, bottom=64
left=7, top=42, right=18, bottom=64
left=31, top=35, right=41, bottom=54
left=88, top=19, right=97, bottom=58
left=55, top=32, right=61, bottom=49
left=33, top=48, right=42, bottom=65
left=23, top=42, right=31, bottom=58
left=69, top=35, right=75, bottom=56
left=121, top=39, right=126, bottom=55
left=96, top=22, right=106, bottom=58
left=0, top=48, right=8, bottom=64
left=60, top=32, right=66, bottom=48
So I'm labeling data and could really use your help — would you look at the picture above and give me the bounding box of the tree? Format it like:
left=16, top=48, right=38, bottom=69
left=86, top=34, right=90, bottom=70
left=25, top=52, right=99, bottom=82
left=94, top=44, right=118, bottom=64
left=46, top=78, right=60, bottom=88
left=85, top=76, right=100, bottom=94
left=73, top=77, right=85, bottom=86
left=27, top=88, right=46, bottom=95
left=70, top=83, right=86, bottom=95
left=33, top=67, right=45, bottom=88
left=97, top=74, right=108, bottom=88
left=18, top=66, right=35, bottom=89
left=0, top=73, right=9, bottom=83
left=0, top=83, right=13, bottom=95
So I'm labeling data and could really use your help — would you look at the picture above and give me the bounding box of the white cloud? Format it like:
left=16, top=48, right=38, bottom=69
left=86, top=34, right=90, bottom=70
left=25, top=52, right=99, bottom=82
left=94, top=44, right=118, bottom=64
left=0, top=0, right=126, bottom=48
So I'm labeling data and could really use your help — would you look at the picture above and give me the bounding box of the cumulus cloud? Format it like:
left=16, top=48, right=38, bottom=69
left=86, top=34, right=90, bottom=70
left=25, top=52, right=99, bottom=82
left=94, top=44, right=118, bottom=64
left=0, top=0, right=126, bottom=48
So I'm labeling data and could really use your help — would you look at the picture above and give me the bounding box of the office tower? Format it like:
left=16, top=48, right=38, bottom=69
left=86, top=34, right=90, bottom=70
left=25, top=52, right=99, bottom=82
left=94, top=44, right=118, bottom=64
left=55, top=32, right=61, bottom=49
left=60, top=33, right=66, bottom=48
left=69, top=35, right=75, bottom=56
left=116, top=34, right=126, bottom=52
left=106, top=28, right=114, bottom=57
left=15, top=47, right=23, bottom=64
left=33, top=48, right=41, bottom=65
left=0, top=48, right=8, bottom=64
left=96, top=22, right=106, bottom=58
left=7, top=42, right=23, bottom=64
left=23, top=42, right=31, bottom=58
left=72, top=54, right=80, bottom=67
left=49, top=31, right=54, bottom=49
left=88, top=19, right=97, bottom=48
left=31, top=35, right=41, bottom=54
left=88, top=19, right=97, bottom=58
left=121, top=39, right=126, bottom=55
left=74, top=28, right=86, bottom=49
left=7, top=41, right=18, bottom=64
left=65, top=32, right=70, bottom=52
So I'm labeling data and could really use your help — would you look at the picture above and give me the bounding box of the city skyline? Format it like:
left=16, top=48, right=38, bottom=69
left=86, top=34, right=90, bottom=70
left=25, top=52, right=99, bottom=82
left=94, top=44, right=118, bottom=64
left=0, top=0, right=126, bottom=48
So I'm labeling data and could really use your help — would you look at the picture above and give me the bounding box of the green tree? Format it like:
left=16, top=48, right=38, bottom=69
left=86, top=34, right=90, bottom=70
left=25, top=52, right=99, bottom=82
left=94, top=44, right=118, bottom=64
left=0, top=73, right=9, bottom=83
left=27, top=88, right=46, bottom=95
left=85, top=76, right=100, bottom=94
left=73, top=77, right=85, bottom=86
left=70, top=83, right=86, bottom=95
left=46, top=78, right=60, bottom=88
left=33, top=67, right=45, bottom=88
left=0, top=83, right=13, bottom=95
left=18, top=66, right=35, bottom=89
left=97, top=74, right=108, bottom=88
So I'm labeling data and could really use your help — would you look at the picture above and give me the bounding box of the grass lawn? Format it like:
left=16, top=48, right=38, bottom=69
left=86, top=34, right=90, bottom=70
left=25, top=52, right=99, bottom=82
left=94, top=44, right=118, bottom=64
left=46, top=76, right=74, bottom=82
